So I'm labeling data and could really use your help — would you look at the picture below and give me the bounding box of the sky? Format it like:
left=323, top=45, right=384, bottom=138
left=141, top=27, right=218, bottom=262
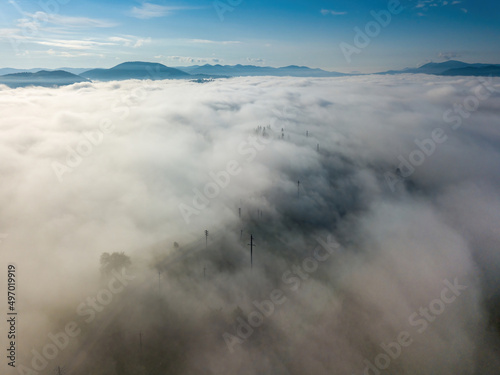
left=0, top=0, right=499, bottom=72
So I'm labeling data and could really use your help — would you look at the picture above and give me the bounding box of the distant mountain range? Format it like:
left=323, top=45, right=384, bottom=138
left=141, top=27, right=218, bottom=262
left=0, top=70, right=89, bottom=88
left=0, top=67, right=90, bottom=76
left=0, top=60, right=498, bottom=88
left=80, top=61, right=190, bottom=81
left=440, top=65, right=500, bottom=77
left=177, top=64, right=346, bottom=77
left=378, top=60, right=500, bottom=76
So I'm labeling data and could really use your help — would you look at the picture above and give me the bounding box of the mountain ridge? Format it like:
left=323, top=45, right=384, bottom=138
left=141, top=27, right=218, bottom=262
left=0, top=67, right=90, bottom=76
left=0, top=70, right=89, bottom=88
left=1, top=60, right=499, bottom=88
left=80, top=61, right=190, bottom=81
left=377, top=60, right=500, bottom=76
left=176, top=63, right=346, bottom=77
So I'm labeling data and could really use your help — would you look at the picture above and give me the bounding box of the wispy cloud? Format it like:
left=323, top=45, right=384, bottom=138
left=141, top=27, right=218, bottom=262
left=109, top=36, right=152, bottom=48
left=246, top=57, right=265, bottom=64
left=320, top=9, right=347, bottom=16
left=0, top=28, right=20, bottom=37
left=413, top=0, right=466, bottom=13
left=0, top=11, right=118, bottom=54
left=36, top=39, right=117, bottom=50
left=438, top=51, right=462, bottom=60
left=46, top=49, right=104, bottom=58
left=130, top=3, right=198, bottom=19
left=187, top=39, right=241, bottom=45
left=23, top=12, right=117, bottom=28
left=31, top=35, right=151, bottom=52
left=155, top=55, right=223, bottom=64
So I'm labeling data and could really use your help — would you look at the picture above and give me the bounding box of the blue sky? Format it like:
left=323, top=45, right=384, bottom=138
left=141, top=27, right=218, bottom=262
left=0, top=0, right=499, bottom=72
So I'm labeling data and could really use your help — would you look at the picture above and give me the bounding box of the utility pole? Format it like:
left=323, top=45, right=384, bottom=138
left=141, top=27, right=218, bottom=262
left=297, top=180, right=300, bottom=198
left=139, top=331, right=143, bottom=366
left=239, top=207, right=241, bottom=218
left=240, top=229, right=243, bottom=240
left=205, top=230, right=208, bottom=248
left=317, top=143, right=319, bottom=152
left=247, top=235, right=256, bottom=269
left=158, top=271, right=161, bottom=294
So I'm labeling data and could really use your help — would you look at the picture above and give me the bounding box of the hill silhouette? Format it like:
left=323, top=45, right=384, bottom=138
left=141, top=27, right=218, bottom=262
left=178, top=63, right=346, bottom=77
left=80, top=61, right=190, bottom=81
left=378, top=60, right=499, bottom=76
left=0, top=70, right=89, bottom=88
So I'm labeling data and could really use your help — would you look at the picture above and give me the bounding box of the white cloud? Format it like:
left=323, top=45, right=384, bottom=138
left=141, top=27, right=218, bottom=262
left=246, top=57, right=265, bottom=64
left=155, top=55, right=223, bottom=64
left=0, top=12, right=118, bottom=54
left=107, top=35, right=151, bottom=48
left=0, top=28, right=20, bottom=37
left=23, top=12, right=117, bottom=28
left=1, top=75, right=499, bottom=374
left=108, top=36, right=131, bottom=44
left=438, top=51, right=462, bottom=60
left=187, top=39, right=241, bottom=45
left=46, top=48, right=104, bottom=58
left=414, top=0, right=465, bottom=13
left=320, top=9, right=347, bottom=15
left=133, top=37, right=151, bottom=48
left=36, top=39, right=116, bottom=50
left=130, top=3, right=198, bottom=19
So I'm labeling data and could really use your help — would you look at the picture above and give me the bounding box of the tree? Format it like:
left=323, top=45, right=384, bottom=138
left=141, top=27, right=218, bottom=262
left=100, top=252, right=131, bottom=276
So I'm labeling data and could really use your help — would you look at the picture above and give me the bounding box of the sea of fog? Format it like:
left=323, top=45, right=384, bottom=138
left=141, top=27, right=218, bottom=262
left=1, top=75, right=499, bottom=375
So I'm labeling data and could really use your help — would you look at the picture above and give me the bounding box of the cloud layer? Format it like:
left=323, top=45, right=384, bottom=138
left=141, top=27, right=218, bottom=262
left=1, top=74, right=499, bottom=375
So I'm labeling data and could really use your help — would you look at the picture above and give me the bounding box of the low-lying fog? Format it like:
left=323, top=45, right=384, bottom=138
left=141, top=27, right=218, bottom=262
left=1, top=74, right=499, bottom=374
